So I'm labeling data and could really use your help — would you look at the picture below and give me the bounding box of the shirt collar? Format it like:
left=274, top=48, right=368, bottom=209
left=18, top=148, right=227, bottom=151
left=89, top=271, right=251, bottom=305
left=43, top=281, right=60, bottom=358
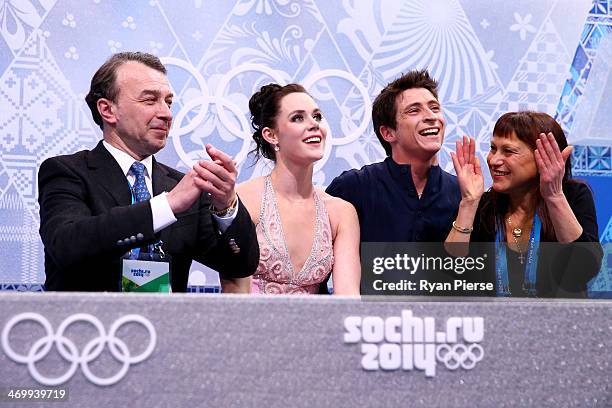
left=384, top=156, right=442, bottom=194
left=102, top=140, right=153, bottom=178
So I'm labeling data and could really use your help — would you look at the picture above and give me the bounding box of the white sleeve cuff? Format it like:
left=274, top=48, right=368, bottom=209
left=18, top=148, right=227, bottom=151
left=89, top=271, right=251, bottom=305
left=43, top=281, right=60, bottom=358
left=213, top=199, right=240, bottom=234
left=151, top=192, right=178, bottom=233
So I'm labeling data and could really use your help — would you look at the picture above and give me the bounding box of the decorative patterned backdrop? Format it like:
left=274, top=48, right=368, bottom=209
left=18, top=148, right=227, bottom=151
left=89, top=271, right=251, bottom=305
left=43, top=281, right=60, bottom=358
left=0, top=0, right=610, bottom=295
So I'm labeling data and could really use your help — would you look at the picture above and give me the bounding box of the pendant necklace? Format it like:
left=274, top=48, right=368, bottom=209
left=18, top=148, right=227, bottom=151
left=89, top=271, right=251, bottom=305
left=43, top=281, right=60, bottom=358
left=507, top=216, right=526, bottom=264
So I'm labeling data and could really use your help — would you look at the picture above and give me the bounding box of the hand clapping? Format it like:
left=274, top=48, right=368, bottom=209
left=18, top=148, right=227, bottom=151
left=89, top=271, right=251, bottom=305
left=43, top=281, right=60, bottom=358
left=167, top=144, right=237, bottom=214
left=192, top=144, right=238, bottom=210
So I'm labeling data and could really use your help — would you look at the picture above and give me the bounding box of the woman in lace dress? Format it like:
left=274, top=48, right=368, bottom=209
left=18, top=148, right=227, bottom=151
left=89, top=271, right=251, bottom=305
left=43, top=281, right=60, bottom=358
left=222, top=83, right=360, bottom=295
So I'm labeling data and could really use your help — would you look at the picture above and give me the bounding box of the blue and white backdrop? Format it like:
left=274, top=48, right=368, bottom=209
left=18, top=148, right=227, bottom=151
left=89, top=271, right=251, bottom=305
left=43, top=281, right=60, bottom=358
left=0, top=0, right=610, bottom=295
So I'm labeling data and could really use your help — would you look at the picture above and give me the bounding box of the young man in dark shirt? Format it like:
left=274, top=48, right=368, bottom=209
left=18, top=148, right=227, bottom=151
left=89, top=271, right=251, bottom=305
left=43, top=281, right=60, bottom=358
left=327, top=69, right=461, bottom=243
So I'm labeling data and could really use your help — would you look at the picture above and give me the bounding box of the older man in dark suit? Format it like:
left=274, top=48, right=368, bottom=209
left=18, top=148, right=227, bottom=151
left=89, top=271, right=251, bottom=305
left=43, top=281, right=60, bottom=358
left=38, top=52, right=258, bottom=291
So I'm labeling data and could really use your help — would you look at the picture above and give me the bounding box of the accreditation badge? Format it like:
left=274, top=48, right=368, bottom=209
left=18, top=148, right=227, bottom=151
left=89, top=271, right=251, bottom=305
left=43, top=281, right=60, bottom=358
left=121, top=242, right=172, bottom=293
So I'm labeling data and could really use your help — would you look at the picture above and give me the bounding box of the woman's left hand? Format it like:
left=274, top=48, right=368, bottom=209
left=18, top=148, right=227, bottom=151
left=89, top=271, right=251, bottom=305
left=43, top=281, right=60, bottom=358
left=534, top=132, right=573, bottom=201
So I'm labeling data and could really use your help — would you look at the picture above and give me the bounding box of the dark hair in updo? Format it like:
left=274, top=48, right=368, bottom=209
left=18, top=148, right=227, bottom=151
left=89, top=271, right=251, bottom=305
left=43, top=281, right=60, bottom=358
left=249, top=83, right=308, bottom=161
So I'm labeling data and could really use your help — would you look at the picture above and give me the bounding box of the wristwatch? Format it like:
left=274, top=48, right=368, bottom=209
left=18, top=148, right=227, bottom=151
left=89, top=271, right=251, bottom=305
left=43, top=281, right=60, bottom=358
left=210, top=195, right=238, bottom=217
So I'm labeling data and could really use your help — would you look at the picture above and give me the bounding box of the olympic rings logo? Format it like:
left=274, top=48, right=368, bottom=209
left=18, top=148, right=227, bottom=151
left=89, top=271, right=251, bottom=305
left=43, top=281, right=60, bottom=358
left=1, top=313, right=156, bottom=386
left=160, top=58, right=373, bottom=173
left=436, top=343, right=484, bottom=370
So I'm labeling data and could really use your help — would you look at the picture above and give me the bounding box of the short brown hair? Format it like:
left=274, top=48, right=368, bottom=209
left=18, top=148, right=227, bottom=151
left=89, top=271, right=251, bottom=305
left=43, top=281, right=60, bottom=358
left=481, top=111, right=575, bottom=241
left=372, top=69, right=439, bottom=156
left=85, top=52, right=166, bottom=129
left=493, top=111, right=571, bottom=182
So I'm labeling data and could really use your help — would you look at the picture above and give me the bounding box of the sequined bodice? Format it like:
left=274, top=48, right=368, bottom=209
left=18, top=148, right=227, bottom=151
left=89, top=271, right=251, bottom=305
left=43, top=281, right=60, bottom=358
left=252, top=176, right=334, bottom=294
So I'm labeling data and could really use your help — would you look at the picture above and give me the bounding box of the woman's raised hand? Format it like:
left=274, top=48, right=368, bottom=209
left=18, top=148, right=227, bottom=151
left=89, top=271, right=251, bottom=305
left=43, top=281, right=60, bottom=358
left=535, top=132, right=573, bottom=202
left=450, top=136, right=484, bottom=203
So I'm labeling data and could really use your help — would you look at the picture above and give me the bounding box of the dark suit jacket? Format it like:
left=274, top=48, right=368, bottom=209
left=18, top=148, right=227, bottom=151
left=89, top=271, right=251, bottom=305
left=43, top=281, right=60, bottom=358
left=38, top=141, right=259, bottom=292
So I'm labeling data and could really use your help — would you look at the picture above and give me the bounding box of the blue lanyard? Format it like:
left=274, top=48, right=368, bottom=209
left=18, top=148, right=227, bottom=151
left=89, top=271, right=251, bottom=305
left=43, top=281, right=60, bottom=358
left=495, top=214, right=541, bottom=297
left=128, top=179, right=138, bottom=205
left=128, top=179, right=143, bottom=257
left=127, top=179, right=156, bottom=256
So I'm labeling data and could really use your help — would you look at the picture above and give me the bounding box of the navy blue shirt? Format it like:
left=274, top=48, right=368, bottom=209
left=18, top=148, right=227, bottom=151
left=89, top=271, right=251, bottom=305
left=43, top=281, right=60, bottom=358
left=326, top=157, right=461, bottom=242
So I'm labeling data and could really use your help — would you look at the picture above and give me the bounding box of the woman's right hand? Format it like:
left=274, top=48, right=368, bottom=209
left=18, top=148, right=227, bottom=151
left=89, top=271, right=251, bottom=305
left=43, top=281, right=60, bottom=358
left=450, top=136, right=484, bottom=203
left=445, top=136, right=482, bottom=251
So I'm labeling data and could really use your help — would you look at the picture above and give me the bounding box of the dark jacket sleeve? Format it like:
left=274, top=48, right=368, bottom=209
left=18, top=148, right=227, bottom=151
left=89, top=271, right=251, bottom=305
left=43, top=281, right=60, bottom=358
left=38, top=156, right=157, bottom=272
left=152, top=165, right=259, bottom=290
left=192, top=196, right=259, bottom=280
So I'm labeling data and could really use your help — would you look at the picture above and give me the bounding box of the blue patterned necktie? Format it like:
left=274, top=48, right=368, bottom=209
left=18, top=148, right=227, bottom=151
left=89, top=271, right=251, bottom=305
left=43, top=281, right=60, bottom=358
left=130, top=161, right=151, bottom=202
left=130, top=161, right=153, bottom=254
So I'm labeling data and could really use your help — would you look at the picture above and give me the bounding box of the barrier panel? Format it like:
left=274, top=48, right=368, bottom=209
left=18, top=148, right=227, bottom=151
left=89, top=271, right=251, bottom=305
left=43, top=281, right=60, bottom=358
left=0, top=293, right=610, bottom=407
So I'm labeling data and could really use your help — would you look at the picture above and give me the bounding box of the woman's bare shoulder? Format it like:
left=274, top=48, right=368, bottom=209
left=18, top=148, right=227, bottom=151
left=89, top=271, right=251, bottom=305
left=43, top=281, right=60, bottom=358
left=237, top=176, right=266, bottom=222
left=318, top=188, right=357, bottom=217
left=237, top=176, right=265, bottom=196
